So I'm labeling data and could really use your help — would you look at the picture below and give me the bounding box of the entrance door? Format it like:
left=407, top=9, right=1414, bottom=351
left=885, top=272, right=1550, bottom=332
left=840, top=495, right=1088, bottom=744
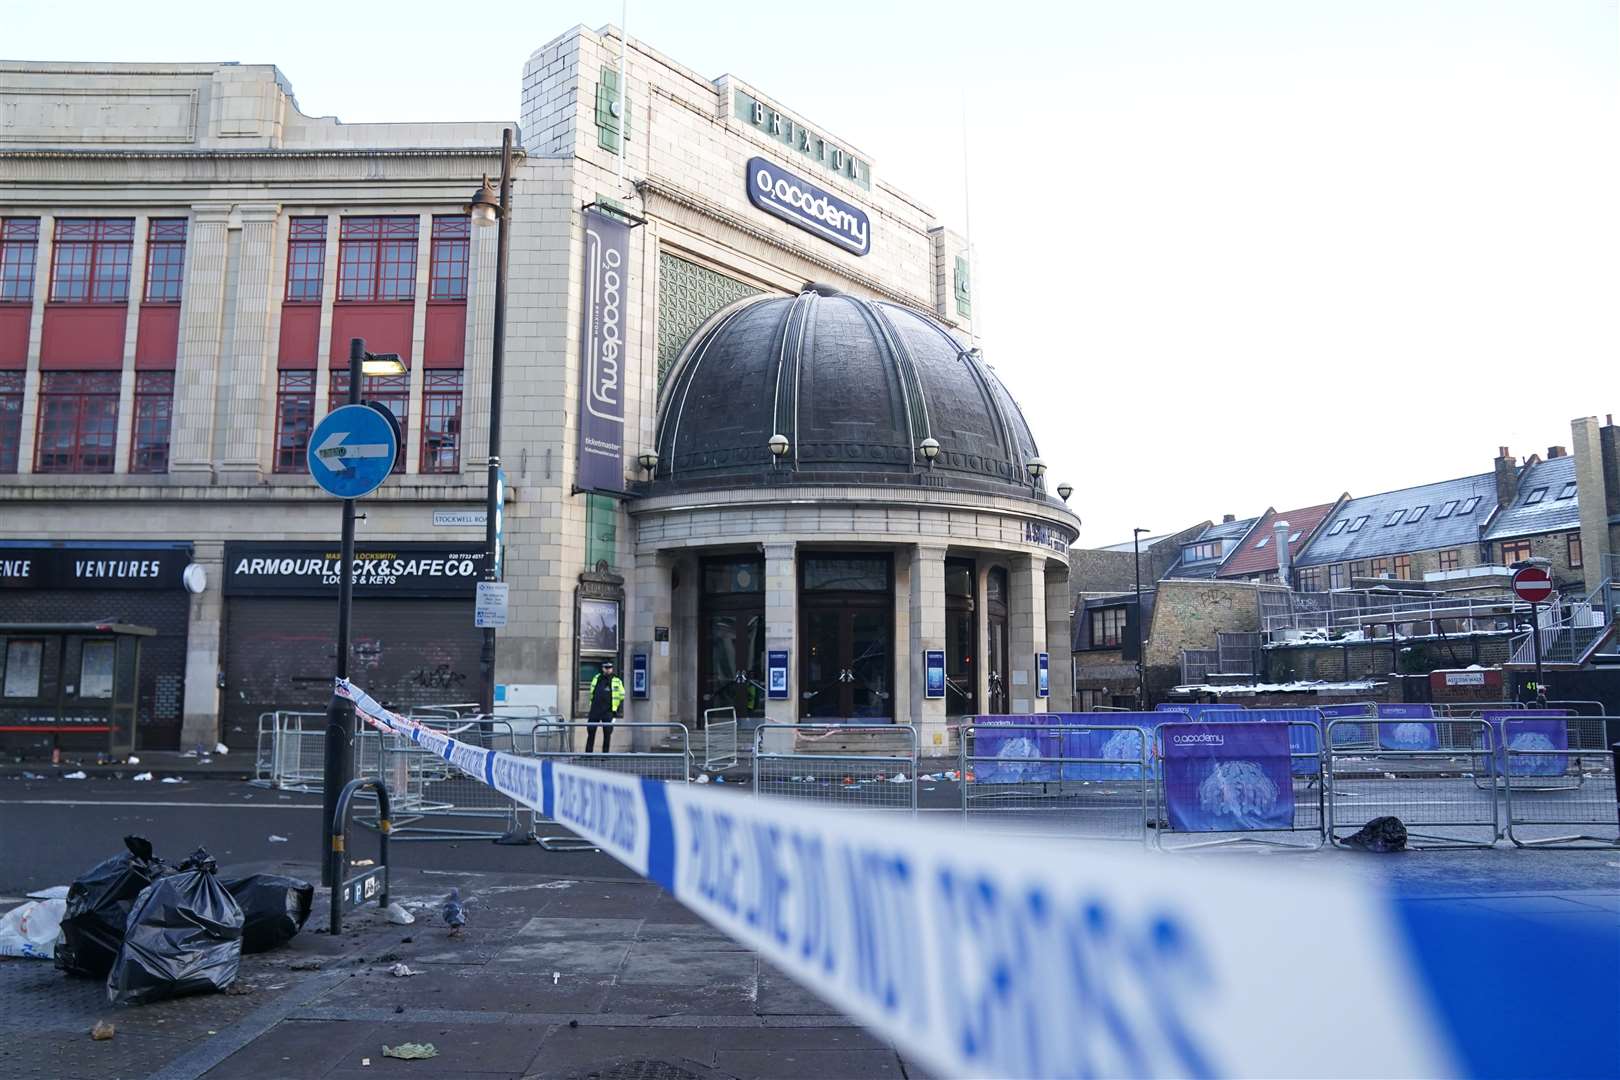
left=944, top=558, right=978, bottom=716
left=798, top=555, right=893, bottom=721
left=986, top=566, right=1009, bottom=713
left=697, top=557, right=766, bottom=725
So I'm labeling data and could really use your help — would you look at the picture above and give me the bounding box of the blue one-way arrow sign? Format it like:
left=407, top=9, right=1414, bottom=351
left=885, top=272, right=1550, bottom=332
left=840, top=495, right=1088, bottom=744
left=308, top=404, right=398, bottom=499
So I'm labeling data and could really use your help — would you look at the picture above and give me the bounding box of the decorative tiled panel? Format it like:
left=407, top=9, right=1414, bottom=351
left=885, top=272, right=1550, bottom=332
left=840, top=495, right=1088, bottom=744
left=656, top=253, right=760, bottom=391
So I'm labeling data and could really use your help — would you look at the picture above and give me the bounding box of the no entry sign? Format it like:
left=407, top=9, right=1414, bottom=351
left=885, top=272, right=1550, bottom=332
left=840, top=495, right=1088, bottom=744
left=1511, top=565, right=1554, bottom=604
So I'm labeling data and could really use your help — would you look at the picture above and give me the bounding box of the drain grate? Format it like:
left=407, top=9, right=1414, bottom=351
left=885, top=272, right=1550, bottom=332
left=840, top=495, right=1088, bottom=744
left=548, top=1059, right=731, bottom=1080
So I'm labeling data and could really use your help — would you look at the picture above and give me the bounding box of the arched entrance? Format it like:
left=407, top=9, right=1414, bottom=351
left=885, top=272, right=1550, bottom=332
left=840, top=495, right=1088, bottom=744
left=798, top=553, right=893, bottom=720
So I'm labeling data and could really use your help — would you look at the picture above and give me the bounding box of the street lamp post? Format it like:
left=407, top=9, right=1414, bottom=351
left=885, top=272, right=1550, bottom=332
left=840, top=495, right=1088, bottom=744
left=1133, top=527, right=1150, bottom=710
left=471, top=128, right=513, bottom=717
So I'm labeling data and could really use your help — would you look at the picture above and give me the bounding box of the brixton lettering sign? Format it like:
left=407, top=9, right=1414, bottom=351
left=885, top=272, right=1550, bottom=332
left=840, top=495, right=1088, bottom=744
left=0, top=544, right=193, bottom=591
left=223, top=542, right=488, bottom=598
left=746, top=157, right=870, bottom=257
left=734, top=90, right=870, bottom=189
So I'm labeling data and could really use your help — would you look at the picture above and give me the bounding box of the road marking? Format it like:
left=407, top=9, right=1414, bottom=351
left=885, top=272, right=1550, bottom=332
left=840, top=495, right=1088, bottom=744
left=0, top=799, right=319, bottom=809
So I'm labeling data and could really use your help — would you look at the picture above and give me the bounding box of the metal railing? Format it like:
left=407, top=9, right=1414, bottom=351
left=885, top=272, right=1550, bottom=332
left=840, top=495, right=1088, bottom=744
left=1502, top=719, right=1619, bottom=848
left=1152, top=720, right=1325, bottom=852
left=516, top=722, right=694, bottom=850
left=702, top=707, right=738, bottom=771
left=961, top=721, right=1151, bottom=843
left=1327, top=719, right=1498, bottom=849
left=753, top=723, right=917, bottom=811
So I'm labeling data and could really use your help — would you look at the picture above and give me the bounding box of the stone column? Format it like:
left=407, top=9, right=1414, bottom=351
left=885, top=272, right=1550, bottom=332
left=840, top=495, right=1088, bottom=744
left=1008, top=553, right=1047, bottom=714
left=629, top=549, right=674, bottom=743
left=1571, top=416, right=1611, bottom=594
left=180, top=539, right=225, bottom=748
left=405, top=211, right=432, bottom=473
left=16, top=214, right=52, bottom=473
left=762, top=541, right=797, bottom=748
left=460, top=208, right=498, bottom=472
left=219, top=204, right=279, bottom=479
left=908, top=545, right=949, bottom=756
left=169, top=205, right=232, bottom=475
left=113, top=214, right=149, bottom=473
left=1044, top=561, right=1074, bottom=712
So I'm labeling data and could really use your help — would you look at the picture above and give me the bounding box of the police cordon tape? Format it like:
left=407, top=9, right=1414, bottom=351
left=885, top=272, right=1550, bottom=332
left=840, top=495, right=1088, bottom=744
left=334, top=679, right=1615, bottom=1080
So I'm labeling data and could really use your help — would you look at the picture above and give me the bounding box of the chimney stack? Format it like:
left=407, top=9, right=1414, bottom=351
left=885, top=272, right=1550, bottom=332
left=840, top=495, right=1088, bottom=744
left=1222, top=513, right=1235, bottom=523
left=1495, top=447, right=1520, bottom=508
left=1273, top=519, right=1292, bottom=587
left=1547, top=446, right=1567, bottom=459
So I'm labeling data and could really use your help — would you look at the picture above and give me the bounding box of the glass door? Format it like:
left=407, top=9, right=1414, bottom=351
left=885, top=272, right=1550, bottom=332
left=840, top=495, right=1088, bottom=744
left=698, top=557, right=766, bottom=726
left=798, top=554, right=894, bottom=721
left=944, top=558, right=977, bottom=716
left=986, top=566, right=1009, bottom=713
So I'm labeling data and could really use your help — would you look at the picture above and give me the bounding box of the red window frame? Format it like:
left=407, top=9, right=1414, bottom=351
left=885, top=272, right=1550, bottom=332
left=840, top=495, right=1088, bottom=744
left=34, top=370, right=120, bottom=473
left=330, top=368, right=409, bottom=472
left=1392, top=554, right=1412, bottom=580
left=273, top=370, right=317, bottom=473
left=1, top=219, right=40, bottom=303
left=1437, top=549, right=1460, bottom=572
left=337, top=216, right=418, bottom=303
left=284, top=218, right=327, bottom=303
left=129, top=371, right=174, bottom=473
left=420, top=369, right=463, bottom=472
left=429, top=216, right=470, bottom=301
left=0, top=370, right=23, bottom=473
left=1568, top=533, right=1583, bottom=569
left=143, top=219, right=188, bottom=303
left=49, top=219, right=135, bottom=304
left=1500, top=540, right=1533, bottom=566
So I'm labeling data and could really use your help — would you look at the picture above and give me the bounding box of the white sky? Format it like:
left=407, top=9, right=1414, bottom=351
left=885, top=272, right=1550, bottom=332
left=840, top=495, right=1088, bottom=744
left=11, top=1, right=1616, bottom=544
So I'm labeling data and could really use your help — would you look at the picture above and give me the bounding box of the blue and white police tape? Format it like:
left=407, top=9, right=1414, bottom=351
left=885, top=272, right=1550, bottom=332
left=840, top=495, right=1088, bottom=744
left=335, top=679, right=1616, bottom=1080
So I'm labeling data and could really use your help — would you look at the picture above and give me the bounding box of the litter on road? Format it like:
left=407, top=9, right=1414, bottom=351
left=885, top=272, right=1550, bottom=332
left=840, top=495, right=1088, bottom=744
left=132, top=773, right=153, bottom=782
left=385, top=902, right=414, bottom=925
left=388, top=963, right=418, bottom=977
left=160, top=777, right=185, bottom=784
left=268, top=835, right=289, bottom=843
left=63, top=771, right=87, bottom=780
left=382, top=1043, right=438, bottom=1061
left=90, top=1021, right=115, bottom=1041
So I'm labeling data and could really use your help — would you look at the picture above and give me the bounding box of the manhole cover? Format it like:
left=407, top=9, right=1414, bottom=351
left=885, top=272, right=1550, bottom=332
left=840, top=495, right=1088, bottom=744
left=544, top=1059, right=733, bottom=1080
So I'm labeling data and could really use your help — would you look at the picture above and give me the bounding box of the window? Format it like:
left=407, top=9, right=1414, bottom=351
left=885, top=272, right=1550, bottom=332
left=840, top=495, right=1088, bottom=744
left=129, top=371, right=174, bottom=473
left=1186, top=540, right=1221, bottom=562
left=1458, top=496, right=1481, bottom=515
left=1328, top=564, right=1346, bottom=590
left=1327, top=519, right=1348, bottom=536
left=1, top=218, right=40, bottom=302
left=0, top=371, right=22, bottom=473
left=49, top=219, right=134, bottom=302
left=273, top=371, right=316, bottom=473
left=285, top=218, right=327, bottom=302
left=1524, top=487, right=1547, bottom=506
left=1289, top=531, right=1301, bottom=543
left=1347, top=516, right=1369, bottom=532
left=1384, top=510, right=1406, bottom=527
left=34, top=371, right=119, bottom=473
left=1500, top=540, right=1533, bottom=566
left=1437, top=549, right=1460, bottom=571
left=1296, top=567, right=1323, bottom=592
left=330, top=369, right=408, bottom=471
left=420, top=370, right=463, bottom=472
left=1091, top=607, right=1127, bottom=648
left=3, top=639, right=43, bottom=698
left=1350, top=561, right=1367, bottom=579
left=1436, top=500, right=1458, bottom=519
left=1256, top=534, right=1269, bottom=547
left=337, top=216, right=418, bottom=302
left=429, top=216, right=470, bottom=301
left=1369, top=557, right=1391, bottom=577
left=1407, top=505, right=1428, bottom=523
left=143, top=219, right=187, bottom=302
left=79, top=640, right=115, bottom=699
left=1393, top=554, right=1412, bottom=580
left=1567, top=533, right=1583, bottom=569
left=1558, top=481, right=1577, bottom=500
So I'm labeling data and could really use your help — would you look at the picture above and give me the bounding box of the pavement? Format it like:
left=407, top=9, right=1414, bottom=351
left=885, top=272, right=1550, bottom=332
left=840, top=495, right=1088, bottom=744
left=1, top=773, right=1616, bottom=1079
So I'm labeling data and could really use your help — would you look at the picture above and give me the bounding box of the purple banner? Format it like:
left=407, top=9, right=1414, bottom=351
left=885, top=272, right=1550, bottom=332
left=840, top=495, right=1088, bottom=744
left=1375, top=703, right=1438, bottom=750
left=972, top=717, right=1059, bottom=783
left=1161, top=722, right=1295, bottom=832
left=576, top=209, right=630, bottom=494
left=1485, top=711, right=1572, bottom=778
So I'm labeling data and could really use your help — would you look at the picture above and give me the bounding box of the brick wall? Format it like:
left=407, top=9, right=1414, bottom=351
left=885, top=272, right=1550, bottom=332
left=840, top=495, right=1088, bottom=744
left=1140, top=579, right=1276, bottom=697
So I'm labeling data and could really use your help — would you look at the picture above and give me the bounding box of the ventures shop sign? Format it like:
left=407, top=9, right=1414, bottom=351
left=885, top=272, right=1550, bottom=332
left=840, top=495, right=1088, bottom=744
left=745, top=157, right=870, bottom=257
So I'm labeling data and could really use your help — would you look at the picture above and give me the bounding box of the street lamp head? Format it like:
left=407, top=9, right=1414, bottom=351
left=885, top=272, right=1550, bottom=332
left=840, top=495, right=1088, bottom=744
left=1025, top=456, right=1047, bottom=481
left=361, top=353, right=407, bottom=376
left=637, top=449, right=659, bottom=474
left=468, top=175, right=500, bottom=228
left=918, top=437, right=940, bottom=462
left=768, top=433, right=790, bottom=458
left=1056, top=482, right=1073, bottom=502
left=1133, top=526, right=1151, bottom=537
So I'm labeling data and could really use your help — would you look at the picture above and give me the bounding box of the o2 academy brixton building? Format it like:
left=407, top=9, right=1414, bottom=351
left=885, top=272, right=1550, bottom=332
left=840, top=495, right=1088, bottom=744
left=0, top=25, right=1078, bottom=757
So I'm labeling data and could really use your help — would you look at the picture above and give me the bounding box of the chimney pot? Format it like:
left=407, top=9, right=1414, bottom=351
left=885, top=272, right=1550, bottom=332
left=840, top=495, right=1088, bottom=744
left=1222, top=513, right=1235, bottom=523
left=1498, top=445, right=1510, bottom=459
left=1548, top=445, right=1567, bottom=459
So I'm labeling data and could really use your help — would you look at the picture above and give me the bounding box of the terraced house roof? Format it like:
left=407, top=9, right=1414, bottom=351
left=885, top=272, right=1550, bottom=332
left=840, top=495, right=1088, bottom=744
left=1294, top=473, right=1498, bottom=567
left=1218, top=501, right=1341, bottom=578
left=1166, top=515, right=1260, bottom=578
left=1484, top=455, right=1580, bottom=541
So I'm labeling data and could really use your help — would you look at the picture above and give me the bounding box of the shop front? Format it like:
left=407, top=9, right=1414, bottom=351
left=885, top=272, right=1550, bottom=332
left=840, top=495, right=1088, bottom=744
left=220, top=542, right=488, bottom=749
left=0, top=542, right=195, bottom=752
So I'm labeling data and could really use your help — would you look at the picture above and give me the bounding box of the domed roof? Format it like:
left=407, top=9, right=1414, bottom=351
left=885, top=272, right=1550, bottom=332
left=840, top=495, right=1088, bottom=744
left=652, top=288, right=1046, bottom=498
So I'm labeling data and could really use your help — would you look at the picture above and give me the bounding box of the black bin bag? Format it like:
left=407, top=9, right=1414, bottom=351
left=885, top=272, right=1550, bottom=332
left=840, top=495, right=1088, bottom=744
left=107, top=848, right=243, bottom=1006
left=57, top=835, right=170, bottom=979
left=223, top=874, right=314, bottom=953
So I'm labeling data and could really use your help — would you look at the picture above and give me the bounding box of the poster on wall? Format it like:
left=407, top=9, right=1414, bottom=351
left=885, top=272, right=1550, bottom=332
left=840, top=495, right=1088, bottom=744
left=767, top=650, right=789, bottom=700
left=576, top=208, right=630, bottom=494
left=1161, top=721, right=1294, bottom=832
left=1036, top=652, right=1050, bottom=698
left=631, top=652, right=649, bottom=699
left=924, top=650, right=945, bottom=699
left=579, top=598, right=620, bottom=654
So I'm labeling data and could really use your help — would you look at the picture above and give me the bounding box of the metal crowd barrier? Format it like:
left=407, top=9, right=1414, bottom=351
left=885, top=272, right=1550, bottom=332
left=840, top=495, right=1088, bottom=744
left=702, top=707, right=739, bottom=771
left=1503, top=717, right=1620, bottom=849
left=960, top=721, right=1151, bottom=843
left=753, top=723, right=918, bottom=811
left=1152, top=720, right=1325, bottom=852
left=366, top=717, right=525, bottom=840
left=1327, top=719, right=1498, bottom=849
left=251, top=710, right=331, bottom=791
left=514, top=722, right=693, bottom=849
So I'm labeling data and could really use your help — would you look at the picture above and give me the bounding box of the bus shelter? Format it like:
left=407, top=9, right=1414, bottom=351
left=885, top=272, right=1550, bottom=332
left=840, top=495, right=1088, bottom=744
left=0, top=622, right=155, bottom=757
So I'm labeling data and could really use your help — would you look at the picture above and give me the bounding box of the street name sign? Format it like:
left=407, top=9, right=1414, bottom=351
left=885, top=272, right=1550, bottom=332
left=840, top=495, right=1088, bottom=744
left=308, top=405, right=398, bottom=500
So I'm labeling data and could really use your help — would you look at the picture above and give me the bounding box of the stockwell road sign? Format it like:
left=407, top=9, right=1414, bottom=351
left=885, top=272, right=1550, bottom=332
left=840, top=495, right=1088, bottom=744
left=308, top=404, right=398, bottom=499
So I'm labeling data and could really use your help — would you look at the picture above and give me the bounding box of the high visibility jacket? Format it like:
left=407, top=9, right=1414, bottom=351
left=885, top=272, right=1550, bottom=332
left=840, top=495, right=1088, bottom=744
left=588, top=673, right=626, bottom=714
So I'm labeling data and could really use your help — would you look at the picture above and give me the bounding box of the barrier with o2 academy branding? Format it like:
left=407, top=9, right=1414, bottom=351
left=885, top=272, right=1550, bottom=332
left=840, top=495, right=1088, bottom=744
left=334, top=677, right=1616, bottom=1080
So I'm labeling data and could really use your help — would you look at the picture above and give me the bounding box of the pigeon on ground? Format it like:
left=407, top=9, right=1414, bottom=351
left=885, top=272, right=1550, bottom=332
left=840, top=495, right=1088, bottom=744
left=442, top=888, right=466, bottom=935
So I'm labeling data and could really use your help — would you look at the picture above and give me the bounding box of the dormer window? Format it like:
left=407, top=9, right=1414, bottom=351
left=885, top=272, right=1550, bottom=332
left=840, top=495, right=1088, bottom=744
left=1524, top=487, right=1547, bottom=505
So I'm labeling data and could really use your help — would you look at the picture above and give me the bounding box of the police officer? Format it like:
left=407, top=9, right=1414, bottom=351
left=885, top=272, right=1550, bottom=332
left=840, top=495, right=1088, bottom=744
left=586, top=660, right=625, bottom=752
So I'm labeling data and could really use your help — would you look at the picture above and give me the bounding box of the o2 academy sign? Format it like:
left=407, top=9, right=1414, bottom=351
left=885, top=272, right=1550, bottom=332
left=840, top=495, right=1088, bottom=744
left=747, top=157, right=870, bottom=257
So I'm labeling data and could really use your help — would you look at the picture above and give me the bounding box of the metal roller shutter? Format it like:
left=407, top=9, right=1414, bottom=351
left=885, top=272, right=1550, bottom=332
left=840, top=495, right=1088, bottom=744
left=222, top=598, right=480, bottom=749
